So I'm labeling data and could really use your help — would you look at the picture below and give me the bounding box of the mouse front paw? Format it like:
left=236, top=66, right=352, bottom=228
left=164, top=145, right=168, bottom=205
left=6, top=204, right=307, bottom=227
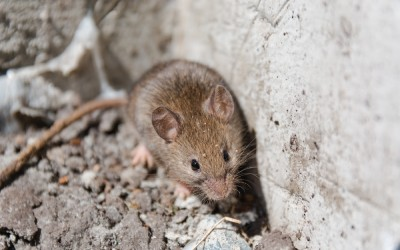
left=131, top=143, right=154, bottom=167
left=174, top=182, right=192, bottom=199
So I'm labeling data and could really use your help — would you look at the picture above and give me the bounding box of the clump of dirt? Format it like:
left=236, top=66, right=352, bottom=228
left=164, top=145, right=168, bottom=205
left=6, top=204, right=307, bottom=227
left=0, top=94, right=268, bottom=249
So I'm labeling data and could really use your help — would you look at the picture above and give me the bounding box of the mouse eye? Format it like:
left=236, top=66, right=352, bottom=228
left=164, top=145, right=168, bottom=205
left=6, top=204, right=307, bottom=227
left=223, top=150, right=230, bottom=162
left=191, top=159, right=201, bottom=172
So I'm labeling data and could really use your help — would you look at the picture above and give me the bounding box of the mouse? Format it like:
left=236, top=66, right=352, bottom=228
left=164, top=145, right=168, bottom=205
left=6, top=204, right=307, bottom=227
left=0, top=60, right=251, bottom=201
left=128, top=60, right=249, bottom=201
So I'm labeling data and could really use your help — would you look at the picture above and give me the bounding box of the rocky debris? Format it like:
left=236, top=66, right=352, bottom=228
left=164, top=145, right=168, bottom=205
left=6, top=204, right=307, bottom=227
left=104, top=205, right=124, bottom=226
left=120, top=165, right=148, bottom=188
left=132, top=190, right=153, bottom=213
left=174, top=195, right=202, bottom=210
left=0, top=98, right=267, bottom=249
left=58, top=115, right=91, bottom=142
left=184, top=215, right=251, bottom=250
left=253, top=230, right=295, bottom=250
left=0, top=77, right=82, bottom=133
left=0, top=235, right=9, bottom=250
left=65, top=155, right=87, bottom=173
left=99, top=109, right=121, bottom=133
left=0, top=186, right=41, bottom=242
left=172, top=209, right=189, bottom=224
left=32, top=187, right=150, bottom=250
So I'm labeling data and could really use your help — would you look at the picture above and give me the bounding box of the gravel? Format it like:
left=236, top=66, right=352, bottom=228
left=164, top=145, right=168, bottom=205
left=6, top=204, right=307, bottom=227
left=0, top=98, right=273, bottom=249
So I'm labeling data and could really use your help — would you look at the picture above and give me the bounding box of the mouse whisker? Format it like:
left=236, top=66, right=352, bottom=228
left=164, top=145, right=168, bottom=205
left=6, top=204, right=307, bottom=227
left=235, top=183, right=247, bottom=195
left=233, top=176, right=251, bottom=189
left=236, top=170, right=259, bottom=178
left=239, top=137, right=257, bottom=153
left=235, top=180, right=251, bottom=190
left=233, top=187, right=242, bottom=196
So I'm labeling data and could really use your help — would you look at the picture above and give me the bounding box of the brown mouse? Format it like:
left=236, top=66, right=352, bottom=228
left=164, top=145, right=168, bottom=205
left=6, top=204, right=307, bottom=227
left=0, top=60, right=250, bottom=200
left=128, top=60, right=249, bottom=201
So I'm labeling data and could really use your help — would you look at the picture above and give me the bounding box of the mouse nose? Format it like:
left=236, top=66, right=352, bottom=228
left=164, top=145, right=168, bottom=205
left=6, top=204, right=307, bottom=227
left=205, top=177, right=231, bottom=200
left=212, top=178, right=228, bottom=195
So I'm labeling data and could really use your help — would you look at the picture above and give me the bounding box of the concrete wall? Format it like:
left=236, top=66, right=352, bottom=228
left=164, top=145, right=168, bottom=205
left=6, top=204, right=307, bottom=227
left=172, top=0, right=400, bottom=249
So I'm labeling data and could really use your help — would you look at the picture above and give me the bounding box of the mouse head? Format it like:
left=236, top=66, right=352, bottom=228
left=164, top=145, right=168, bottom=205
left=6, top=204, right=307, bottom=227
left=152, top=85, right=244, bottom=201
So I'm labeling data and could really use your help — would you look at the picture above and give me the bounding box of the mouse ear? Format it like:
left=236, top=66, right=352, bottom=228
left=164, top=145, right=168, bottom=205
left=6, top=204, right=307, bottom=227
left=152, top=107, right=181, bottom=143
left=203, top=85, right=234, bottom=123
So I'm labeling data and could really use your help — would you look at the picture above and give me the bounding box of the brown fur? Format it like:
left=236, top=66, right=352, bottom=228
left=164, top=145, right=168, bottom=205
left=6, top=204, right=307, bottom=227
left=128, top=60, right=247, bottom=201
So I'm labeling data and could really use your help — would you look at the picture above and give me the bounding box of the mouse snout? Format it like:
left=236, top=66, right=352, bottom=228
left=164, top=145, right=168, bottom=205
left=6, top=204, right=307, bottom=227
left=204, top=176, right=233, bottom=201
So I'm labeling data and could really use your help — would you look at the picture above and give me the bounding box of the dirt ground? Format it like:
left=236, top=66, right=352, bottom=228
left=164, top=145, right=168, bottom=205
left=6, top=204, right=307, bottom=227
left=0, top=91, right=292, bottom=250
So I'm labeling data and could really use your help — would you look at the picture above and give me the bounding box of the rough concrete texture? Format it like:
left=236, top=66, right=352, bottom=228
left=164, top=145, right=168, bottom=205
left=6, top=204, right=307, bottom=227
left=0, top=0, right=88, bottom=73
left=172, top=0, right=400, bottom=249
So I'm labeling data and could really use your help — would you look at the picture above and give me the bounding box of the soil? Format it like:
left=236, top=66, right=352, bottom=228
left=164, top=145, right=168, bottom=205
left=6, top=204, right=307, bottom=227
left=0, top=95, right=270, bottom=250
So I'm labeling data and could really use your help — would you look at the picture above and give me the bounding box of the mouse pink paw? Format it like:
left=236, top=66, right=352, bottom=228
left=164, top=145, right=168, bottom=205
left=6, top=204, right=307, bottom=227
left=174, top=183, right=192, bottom=199
left=131, top=144, right=154, bottom=167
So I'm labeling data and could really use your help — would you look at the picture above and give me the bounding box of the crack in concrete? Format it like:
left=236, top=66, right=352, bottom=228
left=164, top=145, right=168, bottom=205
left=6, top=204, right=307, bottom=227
left=264, top=0, right=292, bottom=28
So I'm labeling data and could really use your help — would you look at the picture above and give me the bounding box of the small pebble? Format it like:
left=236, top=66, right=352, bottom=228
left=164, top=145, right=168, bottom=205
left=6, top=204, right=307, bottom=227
left=109, top=185, right=128, bottom=199
left=81, top=170, right=96, bottom=186
left=174, top=196, right=202, bottom=210
left=184, top=215, right=250, bottom=250
left=47, top=183, right=59, bottom=195
left=9, top=234, right=16, bottom=243
left=90, top=178, right=106, bottom=194
left=140, top=179, right=162, bottom=189
left=59, top=116, right=90, bottom=142
left=0, top=235, right=9, bottom=250
left=172, top=210, right=189, bottom=224
left=65, top=156, right=87, bottom=173
left=69, top=138, right=81, bottom=146
left=132, top=191, right=152, bottom=212
left=46, top=147, right=66, bottom=165
left=99, top=110, right=120, bottom=133
left=38, top=158, right=52, bottom=172
left=177, top=235, right=192, bottom=246
left=235, top=210, right=258, bottom=225
left=165, top=231, right=180, bottom=241
left=105, top=170, right=120, bottom=182
left=58, top=175, right=69, bottom=185
left=105, top=206, right=123, bottom=226
left=97, top=193, right=106, bottom=203
left=197, top=204, right=214, bottom=214
left=121, top=166, right=148, bottom=188
left=254, top=231, right=295, bottom=250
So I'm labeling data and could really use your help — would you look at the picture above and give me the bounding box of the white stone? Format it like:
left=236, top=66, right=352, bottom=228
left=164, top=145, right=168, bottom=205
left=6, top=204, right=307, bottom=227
left=80, top=170, right=96, bottom=188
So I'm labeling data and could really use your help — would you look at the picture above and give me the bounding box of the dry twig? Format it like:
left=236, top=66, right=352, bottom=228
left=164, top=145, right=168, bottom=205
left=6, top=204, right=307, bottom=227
left=191, top=217, right=242, bottom=250
left=0, top=98, right=127, bottom=189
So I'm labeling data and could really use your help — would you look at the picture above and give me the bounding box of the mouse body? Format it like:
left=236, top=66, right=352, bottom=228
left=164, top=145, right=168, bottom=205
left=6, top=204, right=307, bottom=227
left=128, top=60, right=248, bottom=201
